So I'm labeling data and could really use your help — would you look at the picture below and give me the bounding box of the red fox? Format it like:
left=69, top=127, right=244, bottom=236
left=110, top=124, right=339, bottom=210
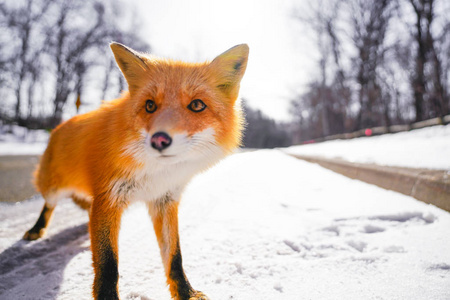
left=23, top=42, right=249, bottom=300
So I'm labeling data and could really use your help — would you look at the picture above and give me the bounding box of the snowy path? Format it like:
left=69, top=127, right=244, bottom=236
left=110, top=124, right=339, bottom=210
left=0, top=151, right=449, bottom=299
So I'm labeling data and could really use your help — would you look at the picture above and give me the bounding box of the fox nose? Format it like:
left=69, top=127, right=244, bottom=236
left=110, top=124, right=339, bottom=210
left=150, top=132, right=172, bottom=151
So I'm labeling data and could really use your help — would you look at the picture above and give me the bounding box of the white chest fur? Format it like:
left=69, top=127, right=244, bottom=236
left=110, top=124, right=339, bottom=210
left=111, top=162, right=188, bottom=203
left=110, top=152, right=225, bottom=204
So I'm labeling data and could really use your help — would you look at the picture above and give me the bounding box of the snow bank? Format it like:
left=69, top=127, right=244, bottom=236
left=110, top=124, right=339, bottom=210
left=1, top=150, right=449, bottom=299
left=285, top=125, right=450, bottom=170
left=0, top=125, right=48, bottom=155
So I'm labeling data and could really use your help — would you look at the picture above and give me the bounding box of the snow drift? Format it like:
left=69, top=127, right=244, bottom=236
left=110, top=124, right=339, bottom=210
left=285, top=124, right=450, bottom=170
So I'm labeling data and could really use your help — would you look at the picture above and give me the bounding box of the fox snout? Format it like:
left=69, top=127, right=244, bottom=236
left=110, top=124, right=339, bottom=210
left=150, top=132, right=172, bottom=151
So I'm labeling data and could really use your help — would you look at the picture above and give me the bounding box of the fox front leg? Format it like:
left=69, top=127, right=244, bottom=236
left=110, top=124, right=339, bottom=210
left=23, top=203, right=55, bottom=240
left=90, top=196, right=125, bottom=300
left=148, top=198, right=209, bottom=300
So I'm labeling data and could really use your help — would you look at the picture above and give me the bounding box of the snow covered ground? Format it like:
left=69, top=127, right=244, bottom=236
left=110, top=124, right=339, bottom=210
left=1, top=150, right=449, bottom=299
left=285, top=124, right=450, bottom=170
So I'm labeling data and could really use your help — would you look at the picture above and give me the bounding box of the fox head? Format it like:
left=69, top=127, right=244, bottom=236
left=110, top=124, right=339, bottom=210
left=110, top=42, right=248, bottom=166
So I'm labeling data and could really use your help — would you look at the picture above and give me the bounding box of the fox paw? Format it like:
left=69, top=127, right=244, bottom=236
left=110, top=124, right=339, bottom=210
left=23, top=228, right=46, bottom=240
left=189, top=291, right=210, bottom=300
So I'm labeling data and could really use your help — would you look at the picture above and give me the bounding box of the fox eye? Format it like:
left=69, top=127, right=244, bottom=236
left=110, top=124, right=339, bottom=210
left=145, top=100, right=157, bottom=113
left=188, top=99, right=207, bottom=112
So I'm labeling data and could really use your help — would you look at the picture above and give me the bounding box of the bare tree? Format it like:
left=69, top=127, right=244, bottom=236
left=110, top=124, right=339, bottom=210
left=7, top=0, right=52, bottom=121
left=292, top=0, right=350, bottom=137
left=409, top=0, right=430, bottom=121
left=348, top=0, right=393, bottom=128
left=426, top=4, right=449, bottom=117
left=406, top=0, right=449, bottom=120
left=0, top=4, right=9, bottom=92
left=47, top=0, right=106, bottom=125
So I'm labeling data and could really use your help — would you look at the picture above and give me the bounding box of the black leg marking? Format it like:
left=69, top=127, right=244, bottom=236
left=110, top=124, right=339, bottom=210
left=170, top=244, right=194, bottom=300
left=23, top=204, right=55, bottom=240
left=95, top=240, right=119, bottom=300
left=32, top=205, right=52, bottom=230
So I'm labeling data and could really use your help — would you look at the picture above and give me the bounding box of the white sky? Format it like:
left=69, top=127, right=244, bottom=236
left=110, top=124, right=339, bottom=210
left=133, top=0, right=317, bottom=121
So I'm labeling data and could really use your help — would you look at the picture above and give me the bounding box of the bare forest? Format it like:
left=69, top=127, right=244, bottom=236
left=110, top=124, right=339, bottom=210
left=290, top=0, right=450, bottom=143
left=0, top=0, right=149, bottom=128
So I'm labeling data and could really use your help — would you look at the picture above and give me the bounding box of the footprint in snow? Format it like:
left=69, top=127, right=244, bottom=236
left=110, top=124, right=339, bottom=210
left=427, top=263, right=450, bottom=272
left=368, top=211, right=436, bottom=224
left=347, top=240, right=367, bottom=252
left=362, top=224, right=385, bottom=234
left=335, top=211, right=437, bottom=224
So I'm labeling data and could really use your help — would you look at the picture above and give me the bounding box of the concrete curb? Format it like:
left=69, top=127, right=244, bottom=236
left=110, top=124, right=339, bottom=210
left=288, top=154, right=450, bottom=212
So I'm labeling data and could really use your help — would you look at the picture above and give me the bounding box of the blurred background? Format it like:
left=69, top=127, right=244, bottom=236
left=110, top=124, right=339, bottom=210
left=0, top=0, right=449, bottom=148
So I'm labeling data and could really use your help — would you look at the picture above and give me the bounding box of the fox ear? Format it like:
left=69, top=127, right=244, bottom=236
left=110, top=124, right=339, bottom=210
left=110, top=42, right=149, bottom=93
left=209, top=44, right=249, bottom=98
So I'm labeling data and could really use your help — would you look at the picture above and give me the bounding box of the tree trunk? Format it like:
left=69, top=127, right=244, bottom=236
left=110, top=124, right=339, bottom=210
left=51, top=88, right=69, bottom=128
left=14, top=81, right=23, bottom=120
left=429, top=38, right=448, bottom=117
left=319, top=57, right=330, bottom=137
left=26, top=77, right=35, bottom=120
left=410, top=0, right=432, bottom=122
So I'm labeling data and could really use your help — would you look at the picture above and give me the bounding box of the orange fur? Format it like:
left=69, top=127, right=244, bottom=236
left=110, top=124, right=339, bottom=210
left=24, top=42, right=249, bottom=300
